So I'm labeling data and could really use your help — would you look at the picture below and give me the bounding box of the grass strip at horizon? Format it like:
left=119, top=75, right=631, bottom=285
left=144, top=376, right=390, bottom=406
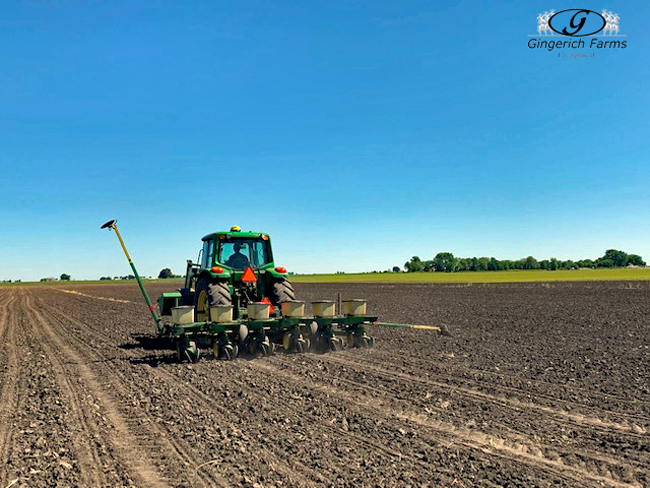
left=291, top=268, right=650, bottom=283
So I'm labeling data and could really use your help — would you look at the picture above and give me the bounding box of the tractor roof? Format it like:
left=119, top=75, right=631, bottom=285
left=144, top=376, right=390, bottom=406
left=202, top=230, right=269, bottom=241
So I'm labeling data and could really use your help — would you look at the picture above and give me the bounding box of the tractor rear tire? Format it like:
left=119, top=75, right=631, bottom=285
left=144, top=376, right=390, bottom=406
left=271, top=278, right=295, bottom=306
left=195, top=278, right=231, bottom=322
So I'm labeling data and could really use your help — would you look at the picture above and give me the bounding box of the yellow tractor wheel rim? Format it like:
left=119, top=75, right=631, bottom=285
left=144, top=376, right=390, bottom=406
left=282, top=332, right=291, bottom=350
left=196, top=290, right=208, bottom=322
left=346, top=333, right=354, bottom=348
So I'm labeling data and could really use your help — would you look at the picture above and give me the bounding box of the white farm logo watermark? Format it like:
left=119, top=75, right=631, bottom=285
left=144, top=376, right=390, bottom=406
left=528, top=9, right=627, bottom=54
left=601, top=10, right=620, bottom=35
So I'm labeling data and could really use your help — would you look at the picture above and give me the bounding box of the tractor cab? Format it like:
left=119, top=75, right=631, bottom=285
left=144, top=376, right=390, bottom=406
left=197, top=228, right=274, bottom=275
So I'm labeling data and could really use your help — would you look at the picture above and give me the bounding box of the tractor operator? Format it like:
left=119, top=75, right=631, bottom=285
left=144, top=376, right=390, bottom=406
left=226, top=242, right=250, bottom=269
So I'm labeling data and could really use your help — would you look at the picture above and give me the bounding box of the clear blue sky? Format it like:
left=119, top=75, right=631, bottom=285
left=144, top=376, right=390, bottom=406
left=1, top=1, right=648, bottom=281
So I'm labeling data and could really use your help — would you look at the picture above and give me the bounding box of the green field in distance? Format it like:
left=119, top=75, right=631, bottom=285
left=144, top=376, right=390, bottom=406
left=291, top=268, right=650, bottom=283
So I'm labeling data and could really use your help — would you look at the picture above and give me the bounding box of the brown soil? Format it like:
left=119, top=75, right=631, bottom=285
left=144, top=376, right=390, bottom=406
left=0, top=281, right=649, bottom=487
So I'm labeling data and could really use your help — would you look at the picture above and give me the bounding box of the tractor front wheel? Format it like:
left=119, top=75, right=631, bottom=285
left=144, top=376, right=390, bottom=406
left=195, top=278, right=231, bottom=322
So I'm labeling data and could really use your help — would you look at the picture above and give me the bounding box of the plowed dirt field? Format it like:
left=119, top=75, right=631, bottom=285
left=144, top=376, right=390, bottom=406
left=1, top=281, right=649, bottom=487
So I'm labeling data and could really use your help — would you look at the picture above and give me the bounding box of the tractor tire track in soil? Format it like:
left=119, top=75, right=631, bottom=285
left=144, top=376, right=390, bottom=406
left=1, top=281, right=649, bottom=487
left=272, top=352, right=645, bottom=485
left=312, top=351, right=649, bottom=441
left=362, top=346, right=650, bottom=422
left=20, top=290, right=169, bottom=488
left=0, top=289, right=19, bottom=488
left=28, top=291, right=228, bottom=488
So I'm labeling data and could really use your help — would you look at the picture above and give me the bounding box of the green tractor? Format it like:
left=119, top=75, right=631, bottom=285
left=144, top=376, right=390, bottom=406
left=103, top=219, right=448, bottom=363
left=179, top=225, right=295, bottom=321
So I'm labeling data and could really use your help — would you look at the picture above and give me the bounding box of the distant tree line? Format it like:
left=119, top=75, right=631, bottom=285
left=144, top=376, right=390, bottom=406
left=38, top=274, right=71, bottom=282
left=100, top=269, right=181, bottom=280
left=402, top=249, right=645, bottom=273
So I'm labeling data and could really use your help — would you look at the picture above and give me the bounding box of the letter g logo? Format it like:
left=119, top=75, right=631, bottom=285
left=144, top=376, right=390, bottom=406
left=548, top=9, right=606, bottom=37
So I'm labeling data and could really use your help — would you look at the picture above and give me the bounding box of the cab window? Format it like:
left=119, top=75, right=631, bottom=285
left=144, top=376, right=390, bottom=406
left=218, top=239, right=269, bottom=270
left=200, top=240, right=213, bottom=268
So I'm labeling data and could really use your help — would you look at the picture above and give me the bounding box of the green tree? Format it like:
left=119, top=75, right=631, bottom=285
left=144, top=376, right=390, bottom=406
left=475, top=257, right=488, bottom=271
left=60, top=273, right=71, bottom=281
left=404, top=256, right=424, bottom=273
left=158, top=268, right=174, bottom=279
left=523, top=256, right=539, bottom=270
left=423, top=260, right=435, bottom=272
left=602, top=249, right=629, bottom=267
left=433, top=252, right=456, bottom=272
left=628, top=254, right=646, bottom=266
left=392, top=266, right=401, bottom=273
left=487, top=257, right=499, bottom=271
left=577, top=259, right=594, bottom=268
left=595, top=257, right=614, bottom=268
